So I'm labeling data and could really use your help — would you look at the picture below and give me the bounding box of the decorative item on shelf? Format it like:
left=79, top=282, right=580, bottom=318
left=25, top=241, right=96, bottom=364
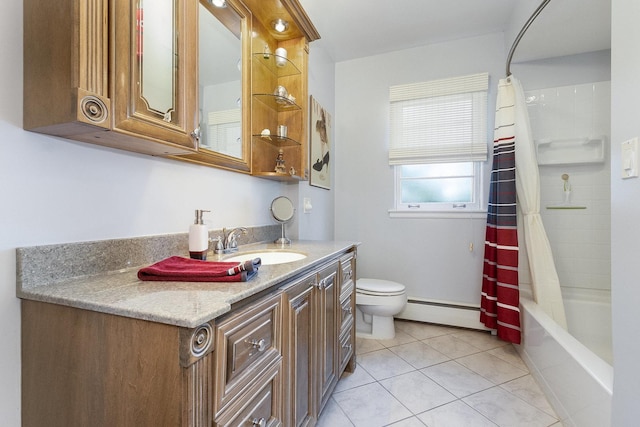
left=260, top=128, right=272, bottom=141
left=275, top=148, right=286, bottom=173
left=289, top=166, right=296, bottom=176
left=287, top=94, right=296, bottom=103
left=310, top=96, right=332, bottom=189
left=277, top=124, right=288, bottom=139
left=275, top=47, right=287, bottom=67
left=274, top=85, right=288, bottom=98
left=273, top=85, right=292, bottom=106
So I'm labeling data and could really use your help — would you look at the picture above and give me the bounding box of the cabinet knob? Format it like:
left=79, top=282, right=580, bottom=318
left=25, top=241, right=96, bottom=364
left=251, top=417, right=266, bottom=427
left=190, top=127, right=201, bottom=141
left=344, top=306, right=353, bottom=314
left=248, top=338, right=267, bottom=352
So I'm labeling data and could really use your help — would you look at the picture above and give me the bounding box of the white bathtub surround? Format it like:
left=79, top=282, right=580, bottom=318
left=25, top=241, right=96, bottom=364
left=526, top=81, right=612, bottom=296
left=525, top=80, right=612, bottom=360
left=510, top=75, right=568, bottom=330
left=562, top=287, right=612, bottom=364
left=518, top=297, right=612, bottom=427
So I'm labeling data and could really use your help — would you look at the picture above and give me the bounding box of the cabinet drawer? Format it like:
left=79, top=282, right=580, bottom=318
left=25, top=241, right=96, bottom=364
left=214, top=359, right=282, bottom=427
left=215, top=292, right=282, bottom=413
left=339, top=290, right=354, bottom=334
left=340, top=254, right=355, bottom=293
left=338, top=326, right=354, bottom=374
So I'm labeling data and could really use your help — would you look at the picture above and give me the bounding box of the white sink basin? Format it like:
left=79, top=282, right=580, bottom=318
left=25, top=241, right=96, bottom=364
left=223, top=250, right=307, bottom=265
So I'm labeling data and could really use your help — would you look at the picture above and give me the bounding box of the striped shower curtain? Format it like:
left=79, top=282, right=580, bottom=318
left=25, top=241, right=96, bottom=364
left=480, top=78, right=521, bottom=344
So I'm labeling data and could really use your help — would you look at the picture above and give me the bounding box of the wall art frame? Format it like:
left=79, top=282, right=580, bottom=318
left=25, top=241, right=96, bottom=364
left=309, top=95, right=331, bottom=189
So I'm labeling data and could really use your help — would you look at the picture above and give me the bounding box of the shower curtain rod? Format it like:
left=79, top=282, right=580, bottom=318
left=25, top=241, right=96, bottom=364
left=506, top=0, right=552, bottom=76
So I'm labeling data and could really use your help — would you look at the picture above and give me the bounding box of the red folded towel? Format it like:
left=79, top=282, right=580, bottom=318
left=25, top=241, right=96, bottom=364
left=137, top=256, right=261, bottom=282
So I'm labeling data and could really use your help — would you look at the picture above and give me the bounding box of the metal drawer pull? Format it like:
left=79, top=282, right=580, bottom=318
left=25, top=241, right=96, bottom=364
left=251, top=417, right=266, bottom=427
left=343, top=306, right=352, bottom=314
left=247, top=338, right=267, bottom=352
left=342, top=343, right=352, bottom=351
left=316, top=278, right=326, bottom=289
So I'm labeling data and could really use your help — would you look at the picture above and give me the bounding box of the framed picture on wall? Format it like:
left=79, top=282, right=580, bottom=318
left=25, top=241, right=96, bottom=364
left=309, top=96, right=331, bottom=190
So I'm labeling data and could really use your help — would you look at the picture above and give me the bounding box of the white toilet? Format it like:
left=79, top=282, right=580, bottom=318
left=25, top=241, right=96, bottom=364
left=355, top=278, right=407, bottom=340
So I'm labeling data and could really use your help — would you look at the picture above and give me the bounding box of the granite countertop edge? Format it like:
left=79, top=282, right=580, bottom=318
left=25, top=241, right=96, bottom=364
left=17, top=240, right=359, bottom=328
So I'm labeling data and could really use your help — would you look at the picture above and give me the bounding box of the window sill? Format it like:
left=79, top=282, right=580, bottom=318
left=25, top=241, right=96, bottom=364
left=388, top=210, right=487, bottom=219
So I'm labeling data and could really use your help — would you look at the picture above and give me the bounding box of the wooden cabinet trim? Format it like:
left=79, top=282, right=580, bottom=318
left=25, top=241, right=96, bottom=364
left=213, top=291, right=282, bottom=415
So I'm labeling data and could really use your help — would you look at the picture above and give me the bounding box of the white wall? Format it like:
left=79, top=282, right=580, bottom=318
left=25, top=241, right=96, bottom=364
left=611, top=0, right=640, bottom=424
left=296, top=44, right=336, bottom=241
left=334, top=33, right=504, bottom=305
left=513, top=50, right=612, bottom=90
left=0, top=1, right=335, bottom=424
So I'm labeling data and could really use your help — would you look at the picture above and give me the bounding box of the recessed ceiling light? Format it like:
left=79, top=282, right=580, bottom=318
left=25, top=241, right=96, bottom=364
left=272, top=18, right=289, bottom=33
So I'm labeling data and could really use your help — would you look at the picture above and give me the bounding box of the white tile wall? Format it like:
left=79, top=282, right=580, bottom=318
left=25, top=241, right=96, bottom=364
left=525, top=81, right=611, bottom=292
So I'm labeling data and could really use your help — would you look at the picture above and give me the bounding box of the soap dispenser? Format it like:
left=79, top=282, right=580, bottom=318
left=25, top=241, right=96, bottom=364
left=189, top=210, right=210, bottom=260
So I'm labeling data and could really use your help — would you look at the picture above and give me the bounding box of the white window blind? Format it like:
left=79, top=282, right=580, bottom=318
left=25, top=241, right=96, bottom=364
left=389, top=72, right=489, bottom=165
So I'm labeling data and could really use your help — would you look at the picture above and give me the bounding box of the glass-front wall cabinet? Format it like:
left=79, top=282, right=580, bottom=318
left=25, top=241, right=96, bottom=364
left=171, top=0, right=252, bottom=172
left=112, top=0, right=199, bottom=153
left=23, top=0, right=318, bottom=177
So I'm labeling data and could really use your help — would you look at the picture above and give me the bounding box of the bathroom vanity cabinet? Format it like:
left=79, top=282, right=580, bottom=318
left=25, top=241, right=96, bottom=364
left=23, top=0, right=319, bottom=180
left=20, top=247, right=356, bottom=427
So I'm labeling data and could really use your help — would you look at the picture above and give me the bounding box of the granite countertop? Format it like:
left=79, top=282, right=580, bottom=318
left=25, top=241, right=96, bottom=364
left=17, top=240, right=357, bottom=329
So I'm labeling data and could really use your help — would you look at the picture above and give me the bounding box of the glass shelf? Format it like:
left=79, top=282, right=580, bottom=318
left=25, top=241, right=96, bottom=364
left=253, top=171, right=304, bottom=182
left=252, top=134, right=301, bottom=147
left=253, top=93, right=301, bottom=112
left=253, top=53, right=301, bottom=77
left=546, top=205, right=587, bottom=209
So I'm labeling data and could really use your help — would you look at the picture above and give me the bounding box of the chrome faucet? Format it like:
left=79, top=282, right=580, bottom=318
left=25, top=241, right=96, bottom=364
left=218, top=227, right=247, bottom=253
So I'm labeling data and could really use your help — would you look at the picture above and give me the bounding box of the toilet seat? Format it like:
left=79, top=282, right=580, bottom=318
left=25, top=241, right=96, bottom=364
left=356, top=278, right=405, bottom=296
left=355, top=278, right=407, bottom=340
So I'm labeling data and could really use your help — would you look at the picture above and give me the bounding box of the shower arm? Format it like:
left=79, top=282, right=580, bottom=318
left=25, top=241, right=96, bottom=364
left=506, top=0, right=552, bottom=77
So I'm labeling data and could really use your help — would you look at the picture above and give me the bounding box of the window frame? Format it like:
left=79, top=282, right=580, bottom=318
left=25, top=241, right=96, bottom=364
left=388, top=73, right=489, bottom=217
left=392, top=161, right=486, bottom=215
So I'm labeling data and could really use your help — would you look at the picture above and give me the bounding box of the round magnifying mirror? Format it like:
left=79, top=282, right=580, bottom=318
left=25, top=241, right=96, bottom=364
left=270, top=196, right=295, bottom=244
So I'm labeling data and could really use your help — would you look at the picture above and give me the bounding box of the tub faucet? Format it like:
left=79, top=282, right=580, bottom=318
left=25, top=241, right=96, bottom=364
left=222, top=227, right=247, bottom=253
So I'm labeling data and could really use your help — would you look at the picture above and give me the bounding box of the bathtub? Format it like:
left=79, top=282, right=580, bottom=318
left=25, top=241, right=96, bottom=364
left=518, top=297, right=613, bottom=427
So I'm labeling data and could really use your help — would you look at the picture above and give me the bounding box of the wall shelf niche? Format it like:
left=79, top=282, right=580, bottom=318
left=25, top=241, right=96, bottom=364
left=536, top=136, right=606, bottom=165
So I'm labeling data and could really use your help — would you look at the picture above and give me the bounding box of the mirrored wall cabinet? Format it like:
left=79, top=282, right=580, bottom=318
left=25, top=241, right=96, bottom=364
left=23, top=0, right=319, bottom=179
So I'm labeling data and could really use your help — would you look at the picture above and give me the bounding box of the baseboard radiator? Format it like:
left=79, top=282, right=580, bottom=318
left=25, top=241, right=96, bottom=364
left=395, top=297, right=490, bottom=331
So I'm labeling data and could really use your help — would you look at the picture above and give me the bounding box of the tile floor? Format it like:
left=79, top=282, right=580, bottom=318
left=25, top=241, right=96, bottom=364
left=317, top=320, right=561, bottom=427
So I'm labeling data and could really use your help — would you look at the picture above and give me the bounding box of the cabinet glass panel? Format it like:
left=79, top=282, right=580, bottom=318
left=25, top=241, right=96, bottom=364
left=139, top=0, right=176, bottom=120
left=199, top=1, right=242, bottom=157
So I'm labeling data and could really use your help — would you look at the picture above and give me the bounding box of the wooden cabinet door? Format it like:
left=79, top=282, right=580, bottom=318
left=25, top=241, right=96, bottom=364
left=111, top=0, right=199, bottom=151
left=282, top=273, right=317, bottom=427
left=316, top=262, right=339, bottom=413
